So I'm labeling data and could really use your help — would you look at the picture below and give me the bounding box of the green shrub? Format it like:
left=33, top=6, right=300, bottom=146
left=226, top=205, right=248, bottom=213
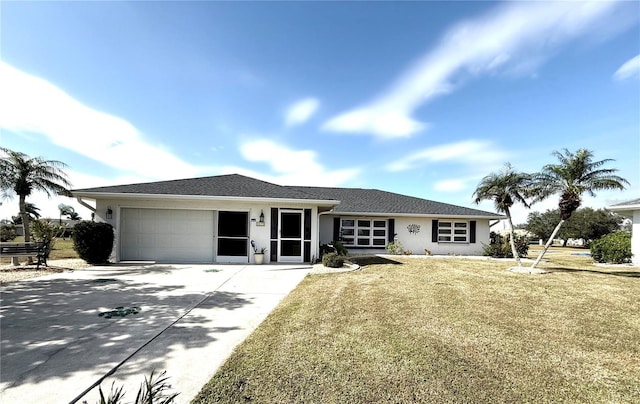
left=483, top=232, right=529, bottom=258
left=590, top=232, right=632, bottom=264
left=30, top=219, right=63, bottom=258
left=1, top=224, right=17, bottom=242
left=386, top=241, right=405, bottom=255
left=322, top=252, right=345, bottom=268
left=72, top=221, right=114, bottom=264
left=332, top=240, right=348, bottom=256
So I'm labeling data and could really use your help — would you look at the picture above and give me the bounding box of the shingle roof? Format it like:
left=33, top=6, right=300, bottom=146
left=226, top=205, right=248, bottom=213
left=74, top=174, right=502, bottom=218
left=73, top=174, right=326, bottom=201
left=610, top=198, right=640, bottom=207
left=291, top=186, right=502, bottom=217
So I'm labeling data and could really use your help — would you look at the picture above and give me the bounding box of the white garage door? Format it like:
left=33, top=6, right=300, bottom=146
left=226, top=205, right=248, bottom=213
left=120, top=208, right=214, bottom=263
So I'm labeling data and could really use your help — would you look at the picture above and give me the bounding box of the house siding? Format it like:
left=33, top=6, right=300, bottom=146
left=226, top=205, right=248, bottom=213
left=318, top=215, right=490, bottom=256
left=94, top=198, right=320, bottom=263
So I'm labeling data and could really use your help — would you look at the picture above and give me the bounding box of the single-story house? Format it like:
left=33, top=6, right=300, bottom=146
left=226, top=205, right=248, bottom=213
left=72, top=174, right=504, bottom=264
left=608, top=198, right=640, bottom=266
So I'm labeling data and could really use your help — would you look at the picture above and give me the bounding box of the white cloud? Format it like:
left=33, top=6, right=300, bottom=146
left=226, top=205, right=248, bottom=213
left=434, top=178, right=469, bottom=192
left=613, top=54, right=640, bottom=81
left=0, top=62, right=202, bottom=181
left=233, top=139, right=359, bottom=187
left=285, top=98, right=320, bottom=127
left=323, top=0, right=629, bottom=139
left=385, top=140, right=507, bottom=172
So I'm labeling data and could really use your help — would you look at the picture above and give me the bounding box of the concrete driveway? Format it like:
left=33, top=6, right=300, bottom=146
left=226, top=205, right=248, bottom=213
left=0, top=263, right=311, bottom=403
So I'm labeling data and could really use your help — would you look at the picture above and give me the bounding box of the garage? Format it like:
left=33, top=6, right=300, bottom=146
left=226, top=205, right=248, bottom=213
left=120, top=208, right=214, bottom=263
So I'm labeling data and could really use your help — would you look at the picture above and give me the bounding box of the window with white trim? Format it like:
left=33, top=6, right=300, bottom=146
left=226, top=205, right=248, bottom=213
left=438, top=221, right=469, bottom=243
left=340, top=218, right=387, bottom=247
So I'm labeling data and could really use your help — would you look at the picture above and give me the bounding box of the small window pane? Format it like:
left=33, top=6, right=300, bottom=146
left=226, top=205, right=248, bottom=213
left=357, top=238, right=370, bottom=246
left=455, top=222, right=467, bottom=228
left=438, top=236, right=451, bottom=242
left=342, top=219, right=354, bottom=227
left=454, top=236, right=467, bottom=242
left=357, top=220, right=370, bottom=227
left=342, top=228, right=354, bottom=236
left=439, top=229, right=451, bottom=235
left=373, top=229, right=385, bottom=236
left=373, top=239, right=386, bottom=246
left=454, top=229, right=467, bottom=235
left=373, top=220, right=386, bottom=227
left=439, top=222, right=452, bottom=228
left=358, top=229, right=370, bottom=236
left=342, top=238, right=354, bottom=245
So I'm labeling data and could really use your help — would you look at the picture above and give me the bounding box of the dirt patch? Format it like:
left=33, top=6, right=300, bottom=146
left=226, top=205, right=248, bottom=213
left=0, top=259, right=90, bottom=284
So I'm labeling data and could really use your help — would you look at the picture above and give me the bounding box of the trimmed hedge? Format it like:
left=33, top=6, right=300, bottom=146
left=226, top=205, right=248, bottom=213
left=72, top=221, right=114, bottom=264
left=590, top=232, right=632, bottom=264
left=322, top=252, right=345, bottom=268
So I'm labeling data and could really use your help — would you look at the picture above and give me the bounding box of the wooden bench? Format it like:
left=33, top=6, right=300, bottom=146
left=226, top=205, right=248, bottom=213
left=0, top=242, right=48, bottom=269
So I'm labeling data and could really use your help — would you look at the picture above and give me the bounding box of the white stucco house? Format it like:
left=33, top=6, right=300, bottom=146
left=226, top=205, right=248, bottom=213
left=72, top=174, right=504, bottom=264
left=608, top=198, right=640, bottom=266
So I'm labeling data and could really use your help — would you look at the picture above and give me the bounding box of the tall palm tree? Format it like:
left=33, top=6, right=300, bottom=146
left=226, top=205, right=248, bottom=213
left=0, top=147, right=71, bottom=244
left=529, top=148, right=629, bottom=269
left=473, top=163, right=532, bottom=267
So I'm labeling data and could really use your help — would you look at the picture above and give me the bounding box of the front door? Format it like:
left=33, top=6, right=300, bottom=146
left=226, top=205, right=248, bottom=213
left=217, top=211, right=249, bottom=263
left=278, top=210, right=303, bottom=262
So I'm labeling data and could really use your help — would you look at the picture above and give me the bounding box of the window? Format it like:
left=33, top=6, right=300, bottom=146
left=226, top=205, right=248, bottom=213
left=340, top=218, right=387, bottom=247
left=438, top=221, right=468, bottom=243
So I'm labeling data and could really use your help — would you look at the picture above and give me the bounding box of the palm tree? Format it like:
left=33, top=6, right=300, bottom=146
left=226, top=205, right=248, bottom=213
left=0, top=147, right=71, bottom=244
left=529, top=148, right=629, bottom=269
left=473, top=163, right=532, bottom=267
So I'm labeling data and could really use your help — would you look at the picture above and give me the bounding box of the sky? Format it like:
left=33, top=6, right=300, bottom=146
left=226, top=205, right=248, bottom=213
left=1, top=0, right=639, bottom=226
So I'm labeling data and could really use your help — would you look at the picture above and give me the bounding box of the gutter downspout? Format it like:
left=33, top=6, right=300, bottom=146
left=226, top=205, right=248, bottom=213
left=76, top=197, right=96, bottom=215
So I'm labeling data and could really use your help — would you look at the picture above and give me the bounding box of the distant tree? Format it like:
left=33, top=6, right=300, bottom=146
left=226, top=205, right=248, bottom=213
left=0, top=148, right=71, bottom=245
left=58, top=203, right=74, bottom=224
left=11, top=202, right=41, bottom=225
left=561, top=208, right=623, bottom=243
left=529, top=149, right=629, bottom=269
left=526, top=208, right=623, bottom=246
left=473, top=163, right=532, bottom=267
left=525, top=210, right=560, bottom=241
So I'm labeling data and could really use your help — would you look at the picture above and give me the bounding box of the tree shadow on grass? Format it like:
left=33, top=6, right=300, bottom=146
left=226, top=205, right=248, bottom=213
left=349, top=256, right=404, bottom=266
left=546, top=266, right=640, bottom=278
left=0, top=274, right=252, bottom=401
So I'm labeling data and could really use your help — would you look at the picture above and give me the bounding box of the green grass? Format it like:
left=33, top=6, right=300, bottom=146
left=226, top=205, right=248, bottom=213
left=193, top=248, right=640, bottom=403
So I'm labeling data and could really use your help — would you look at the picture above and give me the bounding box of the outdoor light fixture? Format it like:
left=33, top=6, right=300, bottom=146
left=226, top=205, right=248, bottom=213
left=106, top=206, right=113, bottom=219
left=257, top=210, right=265, bottom=226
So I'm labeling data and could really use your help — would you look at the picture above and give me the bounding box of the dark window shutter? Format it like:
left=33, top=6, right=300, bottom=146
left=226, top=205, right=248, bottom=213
left=304, top=241, right=311, bottom=262
left=270, top=208, right=278, bottom=239
left=333, top=217, right=340, bottom=241
left=432, top=219, right=439, bottom=242
left=470, top=220, right=476, bottom=243
left=304, top=209, right=311, bottom=240
left=388, top=219, right=395, bottom=242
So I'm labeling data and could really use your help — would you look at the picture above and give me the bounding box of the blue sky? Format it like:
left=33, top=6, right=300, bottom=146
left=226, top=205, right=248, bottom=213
left=1, top=1, right=639, bottom=225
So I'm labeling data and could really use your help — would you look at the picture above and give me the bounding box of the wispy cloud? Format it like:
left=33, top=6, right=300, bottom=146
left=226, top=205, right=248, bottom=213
left=285, top=98, right=320, bottom=127
left=613, top=54, right=640, bottom=81
left=323, top=1, right=631, bottom=139
left=385, top=140, right=507, bottom=172
left=0, top=62, right=202, bottom=181
left=232, top=139, right=359, bottom=186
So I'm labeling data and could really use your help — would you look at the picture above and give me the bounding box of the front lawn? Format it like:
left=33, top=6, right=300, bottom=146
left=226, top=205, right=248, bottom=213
left=194, top=250, right=640, bottom=403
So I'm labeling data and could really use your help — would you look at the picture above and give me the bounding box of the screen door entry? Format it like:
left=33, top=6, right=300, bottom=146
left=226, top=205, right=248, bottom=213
left=278, top=210, right=303, bottom=262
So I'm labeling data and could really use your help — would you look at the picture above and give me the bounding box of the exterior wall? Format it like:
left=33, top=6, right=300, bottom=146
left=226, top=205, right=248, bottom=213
left=633, top=210, right=640, bottom=266
left=93, top=197, right=320, bottom=263
left=318, top=215, right=490, bottom=256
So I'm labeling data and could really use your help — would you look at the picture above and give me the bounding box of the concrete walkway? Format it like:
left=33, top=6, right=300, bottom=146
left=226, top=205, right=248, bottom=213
left=0, top=263, right=311, bottom=403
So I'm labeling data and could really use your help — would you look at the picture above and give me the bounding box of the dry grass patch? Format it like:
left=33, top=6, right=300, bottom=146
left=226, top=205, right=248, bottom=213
left=194, top=250, right=640, bottom=403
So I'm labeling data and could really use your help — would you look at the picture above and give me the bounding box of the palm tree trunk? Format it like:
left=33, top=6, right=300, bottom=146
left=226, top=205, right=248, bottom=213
left=18, top=195, right=33, bottom=265
left=530, top=219, right=565, bottom=269
left=504, top=207, right=521, bottom=267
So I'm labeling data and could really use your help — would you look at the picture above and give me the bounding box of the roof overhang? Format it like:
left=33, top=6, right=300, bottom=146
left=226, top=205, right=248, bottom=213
left=324, top=211, right=506, bottom=220
left=72, top=191, right=339, bottom=207
left=608, top=203, right=640, bottom=217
